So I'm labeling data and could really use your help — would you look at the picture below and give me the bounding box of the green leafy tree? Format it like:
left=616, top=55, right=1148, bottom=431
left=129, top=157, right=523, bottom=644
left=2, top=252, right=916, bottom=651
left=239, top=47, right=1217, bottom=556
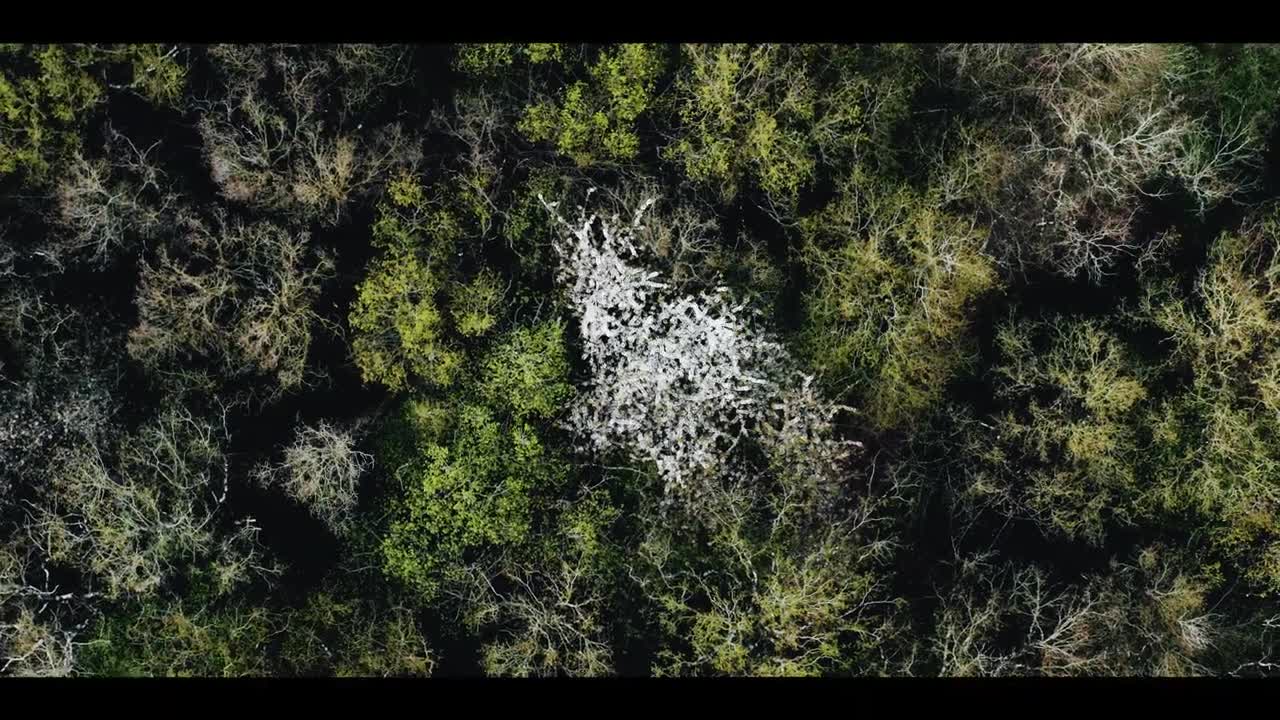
left=518, top=44, right=666, bottom=167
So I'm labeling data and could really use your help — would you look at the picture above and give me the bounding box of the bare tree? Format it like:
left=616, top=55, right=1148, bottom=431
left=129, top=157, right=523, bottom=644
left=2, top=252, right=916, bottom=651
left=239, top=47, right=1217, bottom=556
left=253, top=420, right=374, bottom=536
left=50, top=124, right=176, bottom=267
left=23, top=405, right=275, bottom=600
left=939, top=44, right=1258, bottom=282
left=129, top=212, right=336, bottom=396
left=197, top=45, right=422, bottom=226
left=471, top=555, right=615, bottom=678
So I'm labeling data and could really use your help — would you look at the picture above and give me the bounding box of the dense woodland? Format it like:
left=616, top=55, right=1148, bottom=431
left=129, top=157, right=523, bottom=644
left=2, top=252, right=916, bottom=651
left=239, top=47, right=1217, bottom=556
left=3, top=43, right=1280, bottom=677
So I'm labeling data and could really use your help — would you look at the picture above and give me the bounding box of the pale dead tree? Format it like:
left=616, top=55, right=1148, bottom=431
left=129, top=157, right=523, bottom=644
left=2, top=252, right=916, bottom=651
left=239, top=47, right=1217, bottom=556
left=542, top=189, right=779, bottom=498
left=197, top=44, right=422, bottom=226
left=50, top=124, right=176, bottom=267
left=473, top=555, right=615, bottom=678
left=252, top=420, right=374, bottom=536
left=129, top=212, right=336, bottom=396
left=543, top=189, right=859, bottom=509
left=939, top=44, right=1254, bottom=282
left=23, top=405, right=257, bottom=600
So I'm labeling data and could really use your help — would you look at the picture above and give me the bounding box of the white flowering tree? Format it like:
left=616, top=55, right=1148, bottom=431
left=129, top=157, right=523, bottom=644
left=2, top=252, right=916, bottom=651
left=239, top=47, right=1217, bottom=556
left=542, top=189, right=858, bottom=505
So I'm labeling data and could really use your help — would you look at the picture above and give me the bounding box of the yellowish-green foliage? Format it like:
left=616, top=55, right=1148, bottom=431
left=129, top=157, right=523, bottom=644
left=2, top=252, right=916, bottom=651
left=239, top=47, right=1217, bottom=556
left=450, top=270, right=503, bottom=337
left=455, top=43, right=567, bottom=78
left=1138, top=213, right=1280, bottom=592
left=351, top=175, right=475, bottom=391
left=374, top=170, right=493, bottom=265
left=525, top=44, right=564, bottom=65
left=455, top=44, right=519, bottom=76
left=387, top=169, right=425, bottom=208
left=0, top=44, right=186, bottom=184
left=371, top=191, right=461, bottom=264
left=121, top=44, right=186, bottom=107
left=378, top=319, right=575, bottom=602
left=799, top=170, right=998, bottom=429
left=0, top=45, right=103, bottom=182
left=664, top=44, right=919, bottom=207
left=518, top=44, right=665, bottom=167
left=665, top=44, right=818, bottom=205
left=478, top=321, right=573, bottom=421
left=967, top=316, right=1150, bottom=545
left=381, top=403, right=566, bottom=600
left=349, top=251, right=461, bottom=391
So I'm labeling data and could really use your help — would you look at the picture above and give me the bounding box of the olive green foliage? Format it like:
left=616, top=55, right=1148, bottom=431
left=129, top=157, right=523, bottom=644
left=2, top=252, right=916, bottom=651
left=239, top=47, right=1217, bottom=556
left=10, top=43, right=1280, bottom=679
left=280, top=588, right=434, bottom=677
left=799, top=170, right=998, bottom=429
left=638, top=480, right=906, bottom=677
left=931, top=545, right=1256, bottom=677
left=80, top=597, right=281, bottom=677
left=1138, top=212, right=1280, bottom=592
left=665, top=44, right=920, bottom=208
left=33, top=406, right=245, bottom=600
left=961, top=316, right=1152, bottom=544
left=499, top=167, right=573, bottom=290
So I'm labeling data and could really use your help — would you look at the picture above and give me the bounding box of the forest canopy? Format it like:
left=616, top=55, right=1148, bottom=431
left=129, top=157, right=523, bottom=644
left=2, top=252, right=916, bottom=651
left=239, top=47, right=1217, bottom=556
left=3, top=42, right=1280, bottom=677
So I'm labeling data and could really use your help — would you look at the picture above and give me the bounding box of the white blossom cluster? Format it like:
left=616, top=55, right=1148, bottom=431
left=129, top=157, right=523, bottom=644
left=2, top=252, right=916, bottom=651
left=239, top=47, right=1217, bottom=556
left=543, top=190, right=857, bottom=502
